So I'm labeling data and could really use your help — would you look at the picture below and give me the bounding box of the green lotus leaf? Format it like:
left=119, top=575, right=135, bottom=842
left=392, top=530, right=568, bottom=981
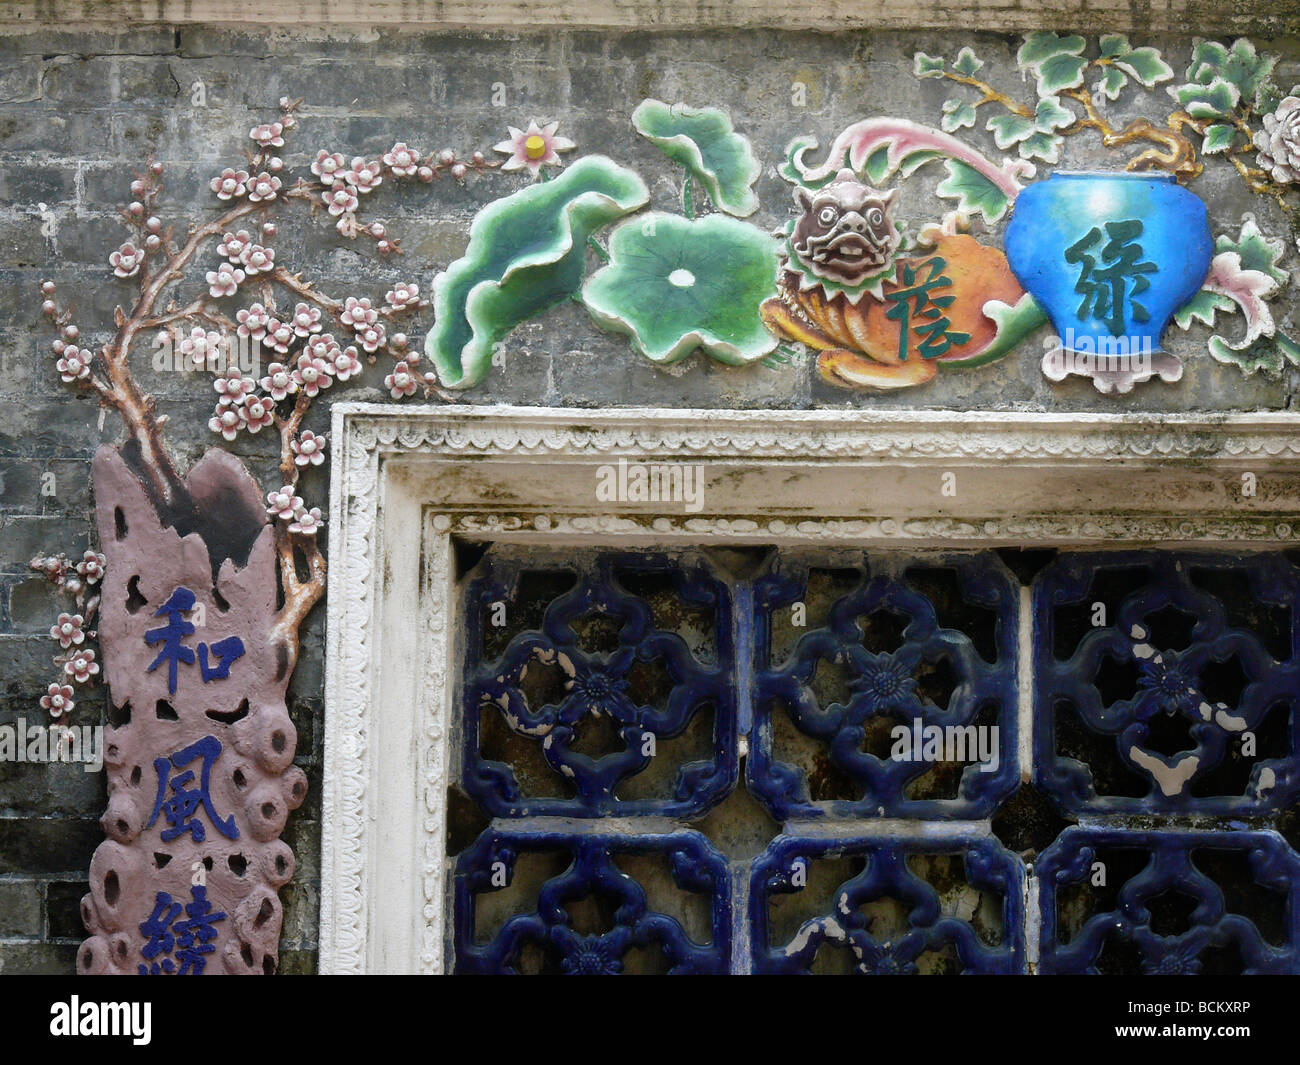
left=427, top=155, right=649, bottom=388
left=632, top=99, right=762, bottom=217
left=581, top=212, right=780, bottom=365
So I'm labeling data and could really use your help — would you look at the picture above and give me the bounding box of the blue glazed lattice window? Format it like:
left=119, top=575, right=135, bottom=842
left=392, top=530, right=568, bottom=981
left=447, top=546, right=1300, bottom=974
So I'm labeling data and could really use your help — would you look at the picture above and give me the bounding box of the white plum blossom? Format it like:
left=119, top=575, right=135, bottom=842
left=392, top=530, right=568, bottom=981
left=250, top=121, right=285, bottom=148
left=214, top=366, right=257, bottom=407
left=293, top=351, right=333, bottom=397
left=240, top=242, right=275, bottom=275
left=289, top=506, right=324, bottom=536
left=385, top=282, right=420, bottom=309
left=266, top=485, right=304, bottom=521
left=40, top=682, right=75, bottom=718
left=179, top=327, right=224, bottom=368
left=323, top=185, right=358, bottom=216
left=345, top=156, right=383, bottom=193
left=76, top=550, right=106, bottom=585
left=209, top=405, right=243, bottom=440
left=292, top=429, right=327, bottom=466
left=56, top=347, right=91, bottom=383
left=64, top=648, right=99, bottom=685
left=311, top=150, right=347, bottom=185
left=236, top=302, right=273, bottom=339
left=210, top=168, right=250, bottom=200
left=263, top=318, right=295, bottom=355
left=246, top=172, right=282, bottom=203
left=384, top=360, right=419, bottom=398
left=110, top=241, right=145, bottom=278
left=240, top=395, right=276, bottom=433
left=50, top=612, right=86, bottom=649
left=340, top=296, right=378, bottom=329
left=260, top=361, right=298, bottom=401
left=207, top=263, right=245, bottom=298
left=217, top=230, right=254, bottom=262
left=329, top=344, right=363, bottom=381
left=383, top=142, right=421, bottom=176
left=290, top=301, right=323, bottom=337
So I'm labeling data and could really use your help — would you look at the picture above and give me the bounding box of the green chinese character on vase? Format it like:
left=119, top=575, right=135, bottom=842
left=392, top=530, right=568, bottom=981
left=1065, top=219, right=1158, bottom=337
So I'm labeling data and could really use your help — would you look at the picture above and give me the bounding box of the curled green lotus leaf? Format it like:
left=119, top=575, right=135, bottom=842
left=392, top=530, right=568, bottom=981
left=632, top=99, right=762, bottom=217
left=582, top=212, right=780, bottom=365
left=426, top=155, right=649, bottom=388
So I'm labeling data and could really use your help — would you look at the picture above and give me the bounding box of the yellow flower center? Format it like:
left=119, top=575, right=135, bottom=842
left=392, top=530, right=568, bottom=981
left=524, top=134, right=548, bottom=160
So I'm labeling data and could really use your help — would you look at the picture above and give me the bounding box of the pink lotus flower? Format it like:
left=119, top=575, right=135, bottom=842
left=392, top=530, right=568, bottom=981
left=385, top=282, right=420, bottom=309
left=240, top=395, right=276, bottom=433
left=56, top=347, right=91, bottom=383
left=210, top=168, right=250, bottom=200
left=266, top=486, right=304, bottom=521
left=209, top=405, right=243, bottom=440
left=384, top=360, right=419, bottom=398
left=40, top=682, right=75, bottom=718
left=291, top=429, right=327, bottom=466
left=240, top=242, right=275, bottom=275
left=246, top=172, right=281, bottom=203
left=250, top=121, right=285, bottom=148
left=110, top=241, right=145, bottom=278
left=345, top=156, right=383, bottom=193
left=289, top=506, right=324, bottom=536
left=293, top=352, right=333, bottom=397
left=64, top=648, right=99, bottom=684
left=260, top=361, right=298, bottom=401
left=290, top=301, right=323, bottom=337
left=76, top=550, right=106, bottom=584
left=322, top=185, right=358, bottom=216
left=494, top=120, right=575, bottom=178
left=383, top=142, right=421, bottom=177
left=206, top=263, right=245, bottom=298
left=50, top=612, right=86, bottom=649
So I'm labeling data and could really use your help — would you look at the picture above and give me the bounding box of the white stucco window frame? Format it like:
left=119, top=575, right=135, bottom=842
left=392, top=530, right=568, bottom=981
left=319, top=402, right=1300, bottom=974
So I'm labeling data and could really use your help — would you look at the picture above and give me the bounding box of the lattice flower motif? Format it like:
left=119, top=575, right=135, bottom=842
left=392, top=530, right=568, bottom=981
left=751, top=836, right=1024, bottom=974
left=453, top=831, right=729, bottom=975
left=463, top=555, right=736, bottom=817
left=1034, top=552, right=1300, bottom=814
left=750, top=553, right=1020, bottom=820
left=1038, top=828, right=1300, bottom=974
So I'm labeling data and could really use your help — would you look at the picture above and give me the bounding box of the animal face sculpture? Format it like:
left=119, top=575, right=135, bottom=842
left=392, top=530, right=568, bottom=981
left=790, top=169, right=900, bottom=287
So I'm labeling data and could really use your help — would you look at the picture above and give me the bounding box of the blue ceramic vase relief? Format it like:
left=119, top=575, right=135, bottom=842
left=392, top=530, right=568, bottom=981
left=1005, top=171, right=1214, bottom=394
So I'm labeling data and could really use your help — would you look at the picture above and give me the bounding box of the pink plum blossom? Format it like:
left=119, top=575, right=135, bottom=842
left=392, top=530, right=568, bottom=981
left=209, top=405, right=243, bottom=440
left=383, top=142, right=421, bottom=176
left=345, top=156, right=383, bottom=193
left=56, top=347, right=91, bottom=383
left=260, top=361, right=298, bottom=401
left=291, top=429, right=327, bottom=466
left=210, top=168, right=250, bottom=200
left=240, top=395, right=276, bottom=434
left=207, top=263, right=245, bottom=298
left=64, top=648, right=99, bottom=684
left=311, top=150, right=347, bottom=185
left=40, top=682, right=75, bottom=718
left=110, top=241, right=145, bottom=278
left=246, top=172, right=282, bottom=203
left=266, top=486, right=304, bottom=521
left=323, top=185, right=358, bottom=216
left=289, top=506, right=324, bottom=536
left=385, top=282, right=420, bottom=309
left=76, top=551, right=105, bottom=584
left=50, top=612, right=86, bottom=649
left=384, top=360, right=419, bottom=398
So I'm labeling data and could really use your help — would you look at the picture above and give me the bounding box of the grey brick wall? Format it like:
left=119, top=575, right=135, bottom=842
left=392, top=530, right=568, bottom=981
left=0, top=24, right=1297, bottom=974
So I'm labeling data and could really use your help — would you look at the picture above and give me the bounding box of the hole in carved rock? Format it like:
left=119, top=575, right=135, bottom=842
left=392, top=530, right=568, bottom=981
left=212, top=584, right=230, bottom=613
left=108, top=701, right=131, bottom=727
left=152, top=853, right=171, bottom=869
left=129, top=765, right=141, bottom=786
left=205, top=698, right=250, bottom=726
left=154, top=699, right=178, bottom=721
left=103, top=870, right=120, bottom=906
left=125, top=575, right=148, bottom=614
left=228, top=854, right=248, bottom=877
left=114, top=507, right=127, bottom=540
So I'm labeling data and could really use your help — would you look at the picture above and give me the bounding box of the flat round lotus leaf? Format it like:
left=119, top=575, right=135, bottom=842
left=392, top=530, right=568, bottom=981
left=632, top=99, right=762, bottom=218
left=426, top=155, right=649, bottom=388
left=581, top=211, right=781, bottom=365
